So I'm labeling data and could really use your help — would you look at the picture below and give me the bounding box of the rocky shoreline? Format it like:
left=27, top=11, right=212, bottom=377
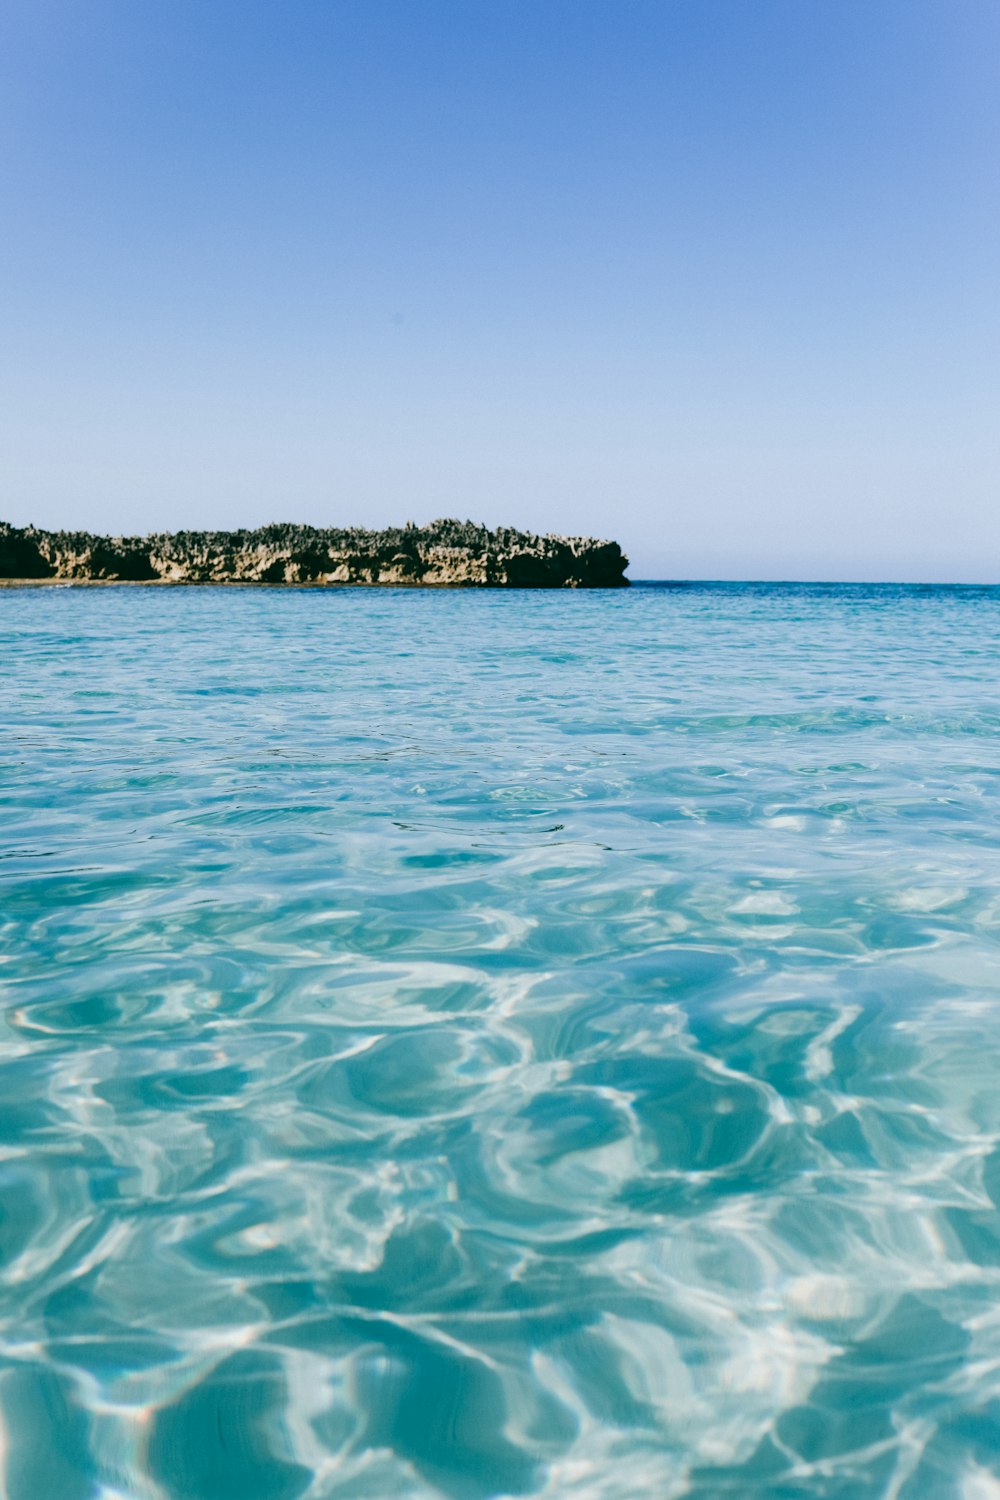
left=0, top=519, right=628, bottom=588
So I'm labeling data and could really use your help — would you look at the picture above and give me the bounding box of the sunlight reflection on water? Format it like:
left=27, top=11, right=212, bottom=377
left=4, top=582, right=1000, bottom=1497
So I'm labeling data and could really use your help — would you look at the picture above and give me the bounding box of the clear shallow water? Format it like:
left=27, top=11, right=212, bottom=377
left=4, top=582, right=1000, bottom=1499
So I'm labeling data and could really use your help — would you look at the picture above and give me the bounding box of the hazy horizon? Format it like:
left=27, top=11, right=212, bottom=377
left=2, top=1, right=998, bottom=582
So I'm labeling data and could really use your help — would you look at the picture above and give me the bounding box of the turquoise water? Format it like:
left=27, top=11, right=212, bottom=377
left=4, top=582, right=1000, bottom=1499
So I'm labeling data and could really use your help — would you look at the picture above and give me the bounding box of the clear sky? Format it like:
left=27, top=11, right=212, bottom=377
left=1, top=1, right=997, bottom=579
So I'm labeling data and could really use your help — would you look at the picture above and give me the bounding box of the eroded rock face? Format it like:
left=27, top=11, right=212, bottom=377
left=0, top=519, right=629, bottom=587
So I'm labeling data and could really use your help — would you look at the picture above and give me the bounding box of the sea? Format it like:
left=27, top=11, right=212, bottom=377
left=4, top=580, right=1000, bottom=1499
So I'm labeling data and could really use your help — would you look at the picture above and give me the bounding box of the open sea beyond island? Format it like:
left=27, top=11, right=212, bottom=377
left=6, top=579, right=1000, bottom=1499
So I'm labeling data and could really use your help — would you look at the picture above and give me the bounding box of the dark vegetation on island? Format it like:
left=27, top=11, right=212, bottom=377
left=0, top=518, right=629, bottom=588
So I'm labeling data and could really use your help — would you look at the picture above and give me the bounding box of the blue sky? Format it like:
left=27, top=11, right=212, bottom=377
left=1, top=0, right=997, bottom=579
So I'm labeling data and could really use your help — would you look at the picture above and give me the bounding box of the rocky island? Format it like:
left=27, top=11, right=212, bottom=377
left=0, top=518, right=628, bottom=588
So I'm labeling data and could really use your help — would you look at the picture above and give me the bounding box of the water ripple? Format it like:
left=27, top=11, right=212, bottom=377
left=5, top=583, right=1000, bottom=1495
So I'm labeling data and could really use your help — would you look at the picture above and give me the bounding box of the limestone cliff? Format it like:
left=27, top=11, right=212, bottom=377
left=0, top=519, right=629, bottom=587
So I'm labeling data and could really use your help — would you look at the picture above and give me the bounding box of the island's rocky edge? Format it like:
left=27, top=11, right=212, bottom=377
left=0, top=519, right=628, bottom=588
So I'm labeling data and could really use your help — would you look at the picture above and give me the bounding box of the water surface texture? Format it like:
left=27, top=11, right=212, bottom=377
left=4, top=582, right=1000, bottom=1499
